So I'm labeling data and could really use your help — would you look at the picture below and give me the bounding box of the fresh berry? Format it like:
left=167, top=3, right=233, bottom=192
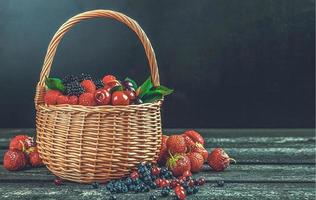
left=161, top=186, right=171, bottom=196
left=187, top=152, right=204, bottom=173
left=196, top=177, right=206, bottom=186
left=160, top=179, right=170, bottom=188
left=166, top=135, right=187, bottom=155
left=68, top=96, right=78, bottom=105
left=157, top=135, right=169, bottom=165
left=91, top=182, right=99, bottom=189
left=109, top=195, right=117, bottom=200
left=64, top=81, right=85, bottom=96
left=182, top=170, right=192, bottom=178
left=102, top=75, right=116, bottom=85
left=9, top=135, right=33, bottom=151
left=188, top=179, right=195, bottom=187
left=3, top=150, right=27, bottom=171
left=183, top=135, right=195, bottom=151
left=62, top=75, right=78, bottom=85
left=79, top=93, right=96, bottom=106
left=28, top=147, right=44, bottom=167
left=124, top=90, right=136, bottom=100
left=166, top=154, right=191, bottom=177
left=130, top=171, right=139, bottom=180
left=183, top=130, right=204, bottom=145
left=93, top=79, right=104, bottom=89
left=192, top=144, right=208, bottom=162
left=56, top=95, right=69, bottom=104
left=192, top=186, right=199, bottom=194
left=111, top=91, right=129, bottom=105
left=122, top=80, right=135, bottom=91
left=81, top=80, right=96, bottom=93
left=54, top=178, right=63, bottom=186
left=174, top=185, right=186, bottom=200
left=149, top=194, right=157, bottom=200
left=170, top=178, right=180, bottom=188
left=216, top=180, right=225, bottom=187
left=151, top=166, right=161, bottom=176
left=44, top=90, right=62, bottom=105
left=208, top=148, right=235, bottom=171
left=95, top=88, right=111, bottom=105
left=78, top=73, right=92, bottom=82
left=132, top=98, right=143, bottom=105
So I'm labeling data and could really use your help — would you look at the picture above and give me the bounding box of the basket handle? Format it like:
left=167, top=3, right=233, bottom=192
left=35, top=10, right=160, bottom=104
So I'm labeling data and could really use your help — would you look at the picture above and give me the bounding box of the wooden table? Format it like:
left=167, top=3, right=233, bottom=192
left=0, top=129, right=315, bottom=200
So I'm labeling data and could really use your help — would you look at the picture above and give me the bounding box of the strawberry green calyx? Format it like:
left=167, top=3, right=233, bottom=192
left=166, top=152, right=182, bottom=169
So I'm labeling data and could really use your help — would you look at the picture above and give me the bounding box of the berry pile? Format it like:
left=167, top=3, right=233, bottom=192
left=44, top=74, right=173, bottom=106
left=104, top=162, right=206, bottom=200
left=3, top=135, right=44, bottom=171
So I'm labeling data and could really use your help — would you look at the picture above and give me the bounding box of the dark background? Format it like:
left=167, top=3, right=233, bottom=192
left=0, top=0, right=314, bottom=128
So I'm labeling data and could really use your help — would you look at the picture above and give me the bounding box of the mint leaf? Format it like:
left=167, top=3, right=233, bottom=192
left=124, top=77, right=138, bottom=90
left=45, top=77, right=65, bottom=92
left=137, top=76, right=153, bottom=99
left=142, top=91, right=163, bottom=103
left=151, top=85, right=174, bottom=96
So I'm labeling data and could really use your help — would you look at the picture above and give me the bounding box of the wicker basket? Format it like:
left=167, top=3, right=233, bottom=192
left=34, top=10, right=162, bottom=183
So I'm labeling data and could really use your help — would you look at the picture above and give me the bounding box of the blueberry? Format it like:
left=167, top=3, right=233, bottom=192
left=109, top=195, right=117, bottom=200
left=161, top=187, right=170, bottom=197
left=149, top=182, right=157, bottom=189
left=186, top=187, right=194, bottom=195
left=149, top=194, right=157, bottom=200
left=91, top=182, right=99, bottom=189
left=193, top=186, right=199, bottom=194
left=125, top=177, right=133, bottom=186
left=217, top=180, right=225, bottom=187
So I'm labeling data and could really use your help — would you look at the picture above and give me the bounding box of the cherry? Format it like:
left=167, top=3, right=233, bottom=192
left=124, top=90, right=136, bottom=101
left=197, top=177, right=206, bottom=186
left=170, top=179, right=180, bottom=188
left=188, top=179, right=195, bottom=187
left=132, top=98, right=143, bottom=105
left=160, top=179, right=170, bottom=188
left=122, top=80, right=135, bottom=91
left=54, top=178, right=63, bottom=186
left=151, top=166, right=161, bottom=176
left=95, top=89, right=111, bottom=105
left=155, top=178, right=162, bottom=187
left=111, top=91, right=129, bottom=105
left=102, top=75, right=116, bottom=85
left=130, top=171, right=139, bottom=180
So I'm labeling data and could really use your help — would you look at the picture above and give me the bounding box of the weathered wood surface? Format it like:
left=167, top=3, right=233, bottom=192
left=0, top=128, right=315, bottom=200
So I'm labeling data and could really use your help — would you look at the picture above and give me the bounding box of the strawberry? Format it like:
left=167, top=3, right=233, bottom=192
left=44, top=90, right=62, bottom=105
left=56, top=95, right=69, bottom=104
left=187, top=152, right=204, bottom=173
left=102, top=75, right=117, bottom=85
left=183, top=130, right=204, bottom=145
left=208, top=148, right=236, bottom=171
left=174, top=185, right=186, bottom=200
left=68, top=96, right=78, bottom=105
left=192, top=143, right=208, bottom=162
left=9, top=135, right=33, bottom=151
left=3, top=150, right=27, bottom=171
left=166, top=154, right=191, bottom=177
left=28, top=148, right=44, bottom=167
left=81, top=80, right=96, bottom=93
left=157, top=135, right=169, bottom=165
left=166, top=135, right=187, bottom=155
left=182, top=135, right=195, bottom=151
left=79, top=93, right=96, bottom=106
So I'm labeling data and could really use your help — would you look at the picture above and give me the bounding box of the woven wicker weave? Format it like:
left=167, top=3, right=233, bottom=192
left=35, top=10, right=162, bottom=183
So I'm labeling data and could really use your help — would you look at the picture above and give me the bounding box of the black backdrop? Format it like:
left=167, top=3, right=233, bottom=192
left=0, top=0, right=314, bottom=128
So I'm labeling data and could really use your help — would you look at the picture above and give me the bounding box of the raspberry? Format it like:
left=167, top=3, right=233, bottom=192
left=68, top=96, right=78, bottom=105
left=3, top=150, right=27, bottom=171
left=102, top=75, right=116, bottom=85
left=79, top=93, right=96, bottom=106
left=81, top=80, right=96, bottom=93
left=9, top=135, right=32, bottom=151
left=56, top=95, right=69, bottom=104
left=28, top=147, right=44, bottom=167
left=44, top=90, right=62, bottom=105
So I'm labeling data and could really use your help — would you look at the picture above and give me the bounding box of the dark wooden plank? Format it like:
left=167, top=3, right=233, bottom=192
left=0, top=182, right=315, bottom=200
left=0, top=164, right=315, bottom=183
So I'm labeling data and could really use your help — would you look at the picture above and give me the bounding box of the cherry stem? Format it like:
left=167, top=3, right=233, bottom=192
left=229, top=158, right=237, bottom=164
left=168, top=150, right=174, bottom=159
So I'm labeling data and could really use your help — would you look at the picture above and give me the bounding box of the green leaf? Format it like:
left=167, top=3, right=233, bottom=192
left=109, top=85, right=124, bottom=93
left=151, top=85, right=174, bottom=96
left=137, top=76, right=153, bottom=99
left=141, top=90, right=163, bottom=103
left=124, top=77, right=138, bottom=90
left=45, top=77, right=65, bottom=92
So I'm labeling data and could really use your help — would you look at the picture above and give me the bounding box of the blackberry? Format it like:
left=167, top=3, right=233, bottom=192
left=192, top=186, right=199, bottom=194
left=161, top=187, right=171, bottom=197
left=64, top=81, right=85, bottom=96
left=93, top=79, right=104, bottom=89
left=62, top=75, right=78, bottom=85
left=78, top=73, right=92, bottom=82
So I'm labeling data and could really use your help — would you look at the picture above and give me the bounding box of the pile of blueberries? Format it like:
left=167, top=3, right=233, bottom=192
left=102, top=162, right=205, bottom=200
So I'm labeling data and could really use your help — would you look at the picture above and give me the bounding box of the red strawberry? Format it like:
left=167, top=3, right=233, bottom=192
left=44, top=90, right=62, bottom=105
left=9, top=135, right=33, bottom=151
left=166, top=154, right=191, bottom=177
left=166, top=135, right=187, bottom=155
left=56, top=95, right=69, bottom=104
left=3, top=150, right=27, bottom=171
left=79, top=93, right=96, bottom=106
left=208, top=148, right=236, bottom=171
left=157, top=135, right=169, bottom=165
left=27, top=147, right=44, bottom=167
left=183, top=130, right=204, bottom=145
left=102, top=75, right=117, bottom=85
left=174, top=185, right=186, bottom=200
left=187, top=152, right=204, bottom=173
left=182, top=170, right=192, bottom=177
left=182, top=135, right=195, bottom=151
left=81, top=80, right=96, bottom=93
left=192, top=143, right=209, bottom=162
left=68, top=96, right=78, bottom=105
